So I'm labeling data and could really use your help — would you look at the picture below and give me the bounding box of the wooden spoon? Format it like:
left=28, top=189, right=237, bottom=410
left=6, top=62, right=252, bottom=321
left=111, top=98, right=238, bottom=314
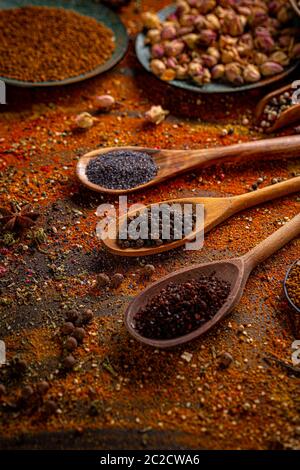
left=125, top=213, right=300, bottom=348
left=103, top=176, right=300, bottom=257
left=76, top=135, right=300, bottom=195
left=283, top=258, right=300, bottom=313
left=255, top=83, right=300, bottom=133
left=290, top=0, right=300, bottom=18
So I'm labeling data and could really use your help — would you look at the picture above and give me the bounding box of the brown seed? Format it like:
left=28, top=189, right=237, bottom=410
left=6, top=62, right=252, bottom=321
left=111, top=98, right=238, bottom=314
left=97, top=273, right=110, bottom=287
left=36, top=381, right=49, bottom=395
left=143, top=264, right=155, bottom=278
left=82, top=309, right=94, bottom=324
left=111, top=273, right=124, bottom=288
left=65, top=310, right=79, bottom=323
left=21, top=385, right=34, bottom=401
left=61, top=322, right=75, bottom=335
left=43, top=399, right=57, bottom=415
left=65, top=336, right=78, bottom=351
left=73, top=327, right=85, bottom=342
left=63, top=355, right=76, bottom=370
left=218, top=352, right=233, bottom=369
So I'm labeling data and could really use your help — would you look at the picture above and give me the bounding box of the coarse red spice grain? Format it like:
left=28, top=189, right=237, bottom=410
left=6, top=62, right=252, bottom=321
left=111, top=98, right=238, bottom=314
left=0, top=6, right=115, bottom=82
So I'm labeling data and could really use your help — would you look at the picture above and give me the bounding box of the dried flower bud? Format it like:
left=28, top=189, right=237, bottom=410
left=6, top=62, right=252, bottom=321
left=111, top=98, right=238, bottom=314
left=161, top=25, right=177, bottom=40
left=278, top=35, right=292, bottom=48
left=177, top=26, right=194, bottom=36
left=292, top=43, right=300, bottom=59
left=201, top=54, right=218, bottom=68
left=142, top=12, right=161, bottom=29
left=254, top=51, right=268, bottom=65
left=277, top=6, right=292, bottom=24
left=221, top=13, right=245, bottom=37
left=75, top=112, right=94, bottom=129
left=221, top=48, right=240, bottom=64
left=194, top=14, right=207, bottom=30
left=188, top=61, right=203, bottom=76
left=225, top=62, right=244, bottom=85
left=219, top=35, right=238, bottom=49
left=145, top=105, right=169, bottom=125
left=178, top=53, right=190, bottom=64
left=146, top=29, right=161, bottom=45
left=205, top=14, right=220, bottom=31
left=207, top=47, right=220, bottom=61
left=269, top=51, right=289, bottom=66
left=182, top=33, right=199, bottom=49
left=255, top=33, right=275, bottom=52
left=161, top=68, right=177, bottom=81
left=198, top=29, right=217, bottom=46
left=94, top=94, right=115, bottom=111
left=260, top=61, right=284, bottom=77
left=166, top=57, right=177, bottom=69
left=151, top=44, right=165, bottom=59
left=211, top=64, right=225, bottom=80
left=243, top=64, right=261, bottom=83
left=180, top=14, right=197, bottom=27
left=175, top=1, right=191, bottom=17
left=165, top=40, right=185, bottom=57
left=150, top=59, right=166, bottom=76
left=175, top=64, right=189, bottom=79
left=198, top=0, right=216, bottom=15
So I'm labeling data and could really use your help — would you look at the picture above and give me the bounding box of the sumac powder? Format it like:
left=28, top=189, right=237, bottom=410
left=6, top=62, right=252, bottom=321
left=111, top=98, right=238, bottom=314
left=0, top=6, right=115, bottom=82
left=86, top=150, right=158, bottom=190
left=134, top=274, right=230, bottom=340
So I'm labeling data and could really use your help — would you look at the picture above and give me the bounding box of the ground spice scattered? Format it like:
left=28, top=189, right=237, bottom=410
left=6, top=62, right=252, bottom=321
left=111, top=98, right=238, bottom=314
left=134, top=274, right=230, bottom=340
left=286, top=260, right=300, bottom=309
left=86, top=150, right=158, bottom=190
left=0, top=6, right=115, bottom=82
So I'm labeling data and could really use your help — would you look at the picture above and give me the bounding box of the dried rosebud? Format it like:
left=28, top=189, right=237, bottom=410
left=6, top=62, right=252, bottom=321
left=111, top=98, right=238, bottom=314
left=215, top=5, right=227, bottom=19
left=221, top=13, right=246, bottom=37
left=277, top=6, right=292, bottom=24
left=269, top=51, right=289, bottom=66
left=221, top=49, right=240, bottom=64
left=249, top=9, right=268, bottom=27
left=219, top=35, right=238, bottom=49
left=201, top=54, right=218, bottom=68
left=205, top=13, right=220, bottom=31
left=198, top=29, right=217, bottom=46
left=146, top=29, right=161, bottom=45
left=166, top=57, right=177, bottom=69
left=224, top=63, right=244, bottom=85
left=175, top=1, right=190, bottom=16
left=255, top=30, right=275, bottom=52
left=292, top=43, right=300, bottom=59
left=145, top=105, right=169, bottom=125
left=180, top=14, right=197, bottom=27
left=253, top=51, right=268, bottom=65
left=279, top=35, right=292, bottom=48
left=194, top=14, right=207, bottom=30
left=260, top=61, right=284, bottom=77
left=175, top=64, right=189, bottom=79
left=150, top=59, right=166, bottom=76
left=151, top=44, right=165, bottom=59
left=193, top=67, right=211, bottom=85
left=75, top=112, right=94, bottom=129
left=164, top=40, right=185, bottom=57
left=243, top=64, right=261, bottom=83
left=188, top=61, right=203, bottom=76
left=207, top=47, right=220, bottom=61
left=177, top=26, right=194, bottom=36
left=211, top=64, right=225, bottom=80
left=161, top=25, right=177, bottom=40
left=94, top=95, right=115, bottom=111
left=182, top=33, right=199, bottom=49
left=142, top=12, right=161, bottom=29
left=178, top=53, right=190, bottom=64
left=198, top=0, right=216, bottom=15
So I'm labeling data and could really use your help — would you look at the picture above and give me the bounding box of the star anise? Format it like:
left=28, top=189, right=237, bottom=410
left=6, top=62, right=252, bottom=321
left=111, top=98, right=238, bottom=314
left=0, top=203, right=39, bottom=232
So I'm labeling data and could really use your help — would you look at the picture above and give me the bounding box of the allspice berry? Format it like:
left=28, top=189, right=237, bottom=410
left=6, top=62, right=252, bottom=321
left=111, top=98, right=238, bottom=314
left=63, top=355, right=76, bottom=370
left=82, top=308, right=94, bottom=324
left=65, top=310, right=79, bottom=323
left=97, top=273, right=110, bottom=287
left=65, top=336, right=78, bottom=351
left=61, top=322, right=75, bottom=335
left=143, top=264, right=155, bottom=278
left=21, top=385, right=34, bottom=401
left=73, top=327, right=85, bottom=342
left=36, top=381, right=49, bottom=395
left=111, top=273, right=124, bottom=288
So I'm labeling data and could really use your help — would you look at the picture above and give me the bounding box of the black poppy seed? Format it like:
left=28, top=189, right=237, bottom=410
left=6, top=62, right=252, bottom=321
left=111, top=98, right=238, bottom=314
left=86, top=150, right=158, bottom=190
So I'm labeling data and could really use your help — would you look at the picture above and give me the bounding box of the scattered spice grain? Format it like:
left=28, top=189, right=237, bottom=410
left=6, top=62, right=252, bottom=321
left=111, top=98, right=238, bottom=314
left=286, top=260, right=300, bottom=309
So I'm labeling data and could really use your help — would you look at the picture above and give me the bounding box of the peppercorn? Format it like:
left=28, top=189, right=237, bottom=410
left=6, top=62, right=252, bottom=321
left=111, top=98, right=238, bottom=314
left=63, top=355, right=76, bottom=370
left=65, top=310, right=79, bottom=323
left=82, top=309, right=94, bottom=324
left=65, top=336, right=78, bottom=351
left=36, top=381, right=49, bottom=395
left=42, top=400, right=57, bottom=416
left=111, top=273, right=124, bottom=288
left=61, top=322, right=75, bottom=336
left=21, top=385, right=34, bottom=401
left=73, top=327, right=85, bottom=342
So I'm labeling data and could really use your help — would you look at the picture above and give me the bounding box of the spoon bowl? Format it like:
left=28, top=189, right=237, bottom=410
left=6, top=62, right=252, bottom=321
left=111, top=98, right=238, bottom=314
left=77, top=136, right=300, bottom=195
left=103, top=176, right=300, bottom=257
left=125, top=213, right=300, bottom=348
left=125, top=258, right=244, bottom=348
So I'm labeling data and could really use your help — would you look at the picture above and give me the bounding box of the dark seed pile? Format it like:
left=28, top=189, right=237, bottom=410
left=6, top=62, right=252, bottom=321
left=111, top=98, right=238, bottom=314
left=86, top=150, right=158, bottom=190
left=258, top=90, right=292, bottom=132
left=286, top=261, right=300, bottom=309
left=0, top=6, right=115, bottom=82
left=118, top=204, right=196, bottom=248
left=134, top=274, right=231, bottom=340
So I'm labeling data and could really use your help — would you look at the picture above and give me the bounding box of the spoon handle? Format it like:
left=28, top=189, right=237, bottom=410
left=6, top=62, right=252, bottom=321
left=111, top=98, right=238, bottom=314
left=185, top=135, right=300, bottom=168
left=230, top=176, right=300, bottom=212
left=243, top=212, right=300, bottom=273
